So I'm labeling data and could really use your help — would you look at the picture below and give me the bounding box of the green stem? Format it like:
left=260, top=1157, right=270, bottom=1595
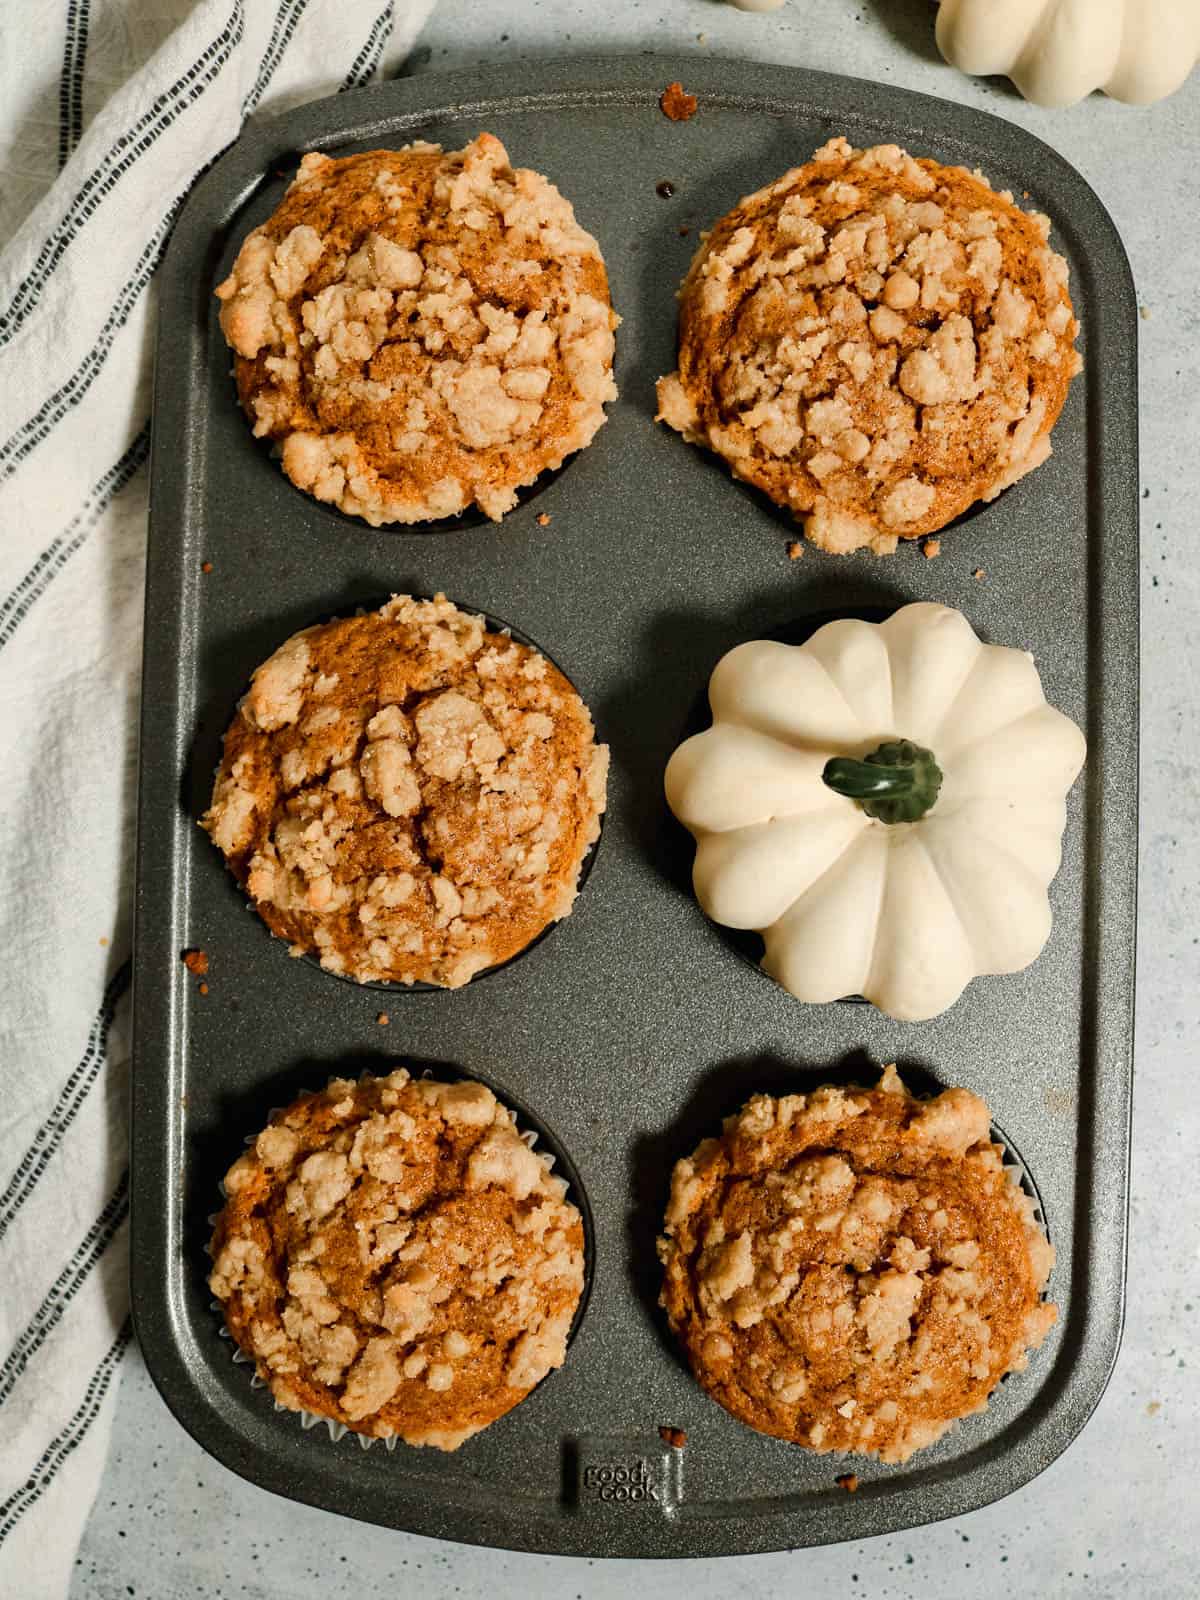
left=822, top=739, right=943, bottom=825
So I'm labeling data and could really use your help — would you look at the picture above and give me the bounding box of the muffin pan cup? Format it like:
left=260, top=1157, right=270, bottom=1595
left=132, top=55, right=1138, bottom=1557
left=203, top=1066, right=594, bottom=1449
left=223, top=592, right=608, bottom=994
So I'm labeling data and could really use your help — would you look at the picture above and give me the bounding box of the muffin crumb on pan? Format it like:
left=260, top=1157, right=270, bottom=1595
left=202, top=593, right=608, bottom=988
left=656, top=136, right=1081, bottom=554
left=658, top=1066, right=1055, bottom=1463
left=209, top=1069, right=586, bottom=1448
left=215, top=134, right=618, bottom=526
left=660, top=82, right=699, bottom=122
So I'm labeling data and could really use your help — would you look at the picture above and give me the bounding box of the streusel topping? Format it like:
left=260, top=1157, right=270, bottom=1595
left=210, top=1070, right=586, bottom=1448
left=216, top=134, right=618, bottom=525
left=203, top=594, right=608, bottom=988
left=657, top=137, right=1081, bottom=554
left=658, top=1066, right=1055, bottom=1462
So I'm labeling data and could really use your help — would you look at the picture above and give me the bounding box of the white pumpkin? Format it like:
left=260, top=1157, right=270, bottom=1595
left=664, top=603, right=1086, bottom=1022
left=936, top=0, right=1200, bottom=108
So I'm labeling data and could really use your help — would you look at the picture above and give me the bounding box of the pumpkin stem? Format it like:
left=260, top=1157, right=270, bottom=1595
left=822, top=739, right=943, bottom=824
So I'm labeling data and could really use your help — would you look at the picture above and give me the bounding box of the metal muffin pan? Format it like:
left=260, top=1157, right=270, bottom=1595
left=132, top=55, right=1138, bottom=1558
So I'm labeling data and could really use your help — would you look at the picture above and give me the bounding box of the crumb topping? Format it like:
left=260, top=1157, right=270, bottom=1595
left=210, top=1069, right=586, bottom=1448
left=661, top=82, right=699, bottom=122
left=202, top=594, right=608, bottom=989
left=215, top=134, right=618, bottom=525
left=656, top=137, right=1081, bottom=554
left=658, top=1066, right=1056, bottom=1463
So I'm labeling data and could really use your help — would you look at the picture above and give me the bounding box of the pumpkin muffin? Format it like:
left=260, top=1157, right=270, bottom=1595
left=658, top=1066, right=1055, bottom=1463
left=202, top=593, right=608, bottom=988
left=656, top=136, right=1082, bottom=554
left=210, top=1069, right=586, bottom=1447
left=215, top=134, right=618, bottom=525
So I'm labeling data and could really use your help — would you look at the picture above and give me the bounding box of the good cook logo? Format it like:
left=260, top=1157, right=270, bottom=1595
left=581, top=1457, right=660, bottom=1504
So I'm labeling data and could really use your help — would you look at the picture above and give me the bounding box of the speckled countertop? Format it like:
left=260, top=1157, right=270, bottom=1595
left=73, top=3, right=1199, bottom=1597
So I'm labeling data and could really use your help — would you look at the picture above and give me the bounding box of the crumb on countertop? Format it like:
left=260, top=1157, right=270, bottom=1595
left=836, top=1473, right=860, bottom=1493
left=787, top=540, right=804, bottom=560
left=973, top=567, right=986, bottom=581
left=923, top=537, right=941, bottom=559
left=182, top=948, right=209, bottom=976
left=659, top=1425, right=687, bottom=1449
left=678, top=225, right=691, bottom=237
left=376, top=1012, right=390, bottom=1026
left=660, top=82, right=698, bottom=122
left=198, top=982, right=209, bottom=996
left=536, top=512, right=552, bottom=526
left=201, top=561, right=214, bottom=574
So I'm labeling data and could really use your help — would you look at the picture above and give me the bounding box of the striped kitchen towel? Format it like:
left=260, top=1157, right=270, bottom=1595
left=0, top=2, right=434, bottom=1594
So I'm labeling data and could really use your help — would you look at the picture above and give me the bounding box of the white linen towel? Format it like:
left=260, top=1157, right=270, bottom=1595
left=0, top=3, right=434, bottom=1594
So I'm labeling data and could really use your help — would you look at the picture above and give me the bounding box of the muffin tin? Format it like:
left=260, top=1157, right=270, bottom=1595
left=132, top=55, right=1138, bottom=1557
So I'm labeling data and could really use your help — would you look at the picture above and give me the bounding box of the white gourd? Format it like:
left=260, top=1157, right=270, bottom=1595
left=664, top=603, right=1087, bottom=1022
left=936, top=0, right=1200, bottom=108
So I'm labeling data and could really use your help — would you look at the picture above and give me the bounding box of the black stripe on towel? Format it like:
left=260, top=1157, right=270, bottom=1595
left=0, top=423, right=150, bottom=657
left=0, top=205, right=178, bottom=482
left=0, top=1317, right=132, bottom=1545
left=0, top=0, right=245, bottom=347
left=57, top=0, right=93, bottom=169
left=0, top=1172, right=129, bottom=1408
left=341, top=2, right=392, bottom=91
left=6, top=0, right=308, bottom=382
left=242, top=0, right=312, bottom=117
left=0, top=960, right=131, bottom=1244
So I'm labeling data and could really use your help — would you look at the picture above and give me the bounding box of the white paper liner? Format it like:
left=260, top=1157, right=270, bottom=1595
left=988, top=1125, right=1056, bottom=1395
left=988, top=1122, right=1052, bottom=1241
left=206, top=1069, right=576, bottom=1452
